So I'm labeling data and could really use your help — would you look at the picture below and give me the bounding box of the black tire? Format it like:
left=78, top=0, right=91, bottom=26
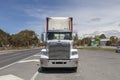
left=116, top=50, right=118, bottom=53
left=41, top=67, right=46, bottom=71
left=73, top=67, right=77, bottom=72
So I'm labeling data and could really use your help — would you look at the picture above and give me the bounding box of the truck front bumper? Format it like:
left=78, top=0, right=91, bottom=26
left=40, top=59, right=78, bottom=68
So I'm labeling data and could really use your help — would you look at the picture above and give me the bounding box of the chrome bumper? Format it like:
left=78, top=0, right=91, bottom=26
left=40, top=59, right=78, bottom=68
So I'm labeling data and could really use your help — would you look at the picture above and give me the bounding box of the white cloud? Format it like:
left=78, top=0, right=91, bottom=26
left=24, top=0, right=120, bottom=37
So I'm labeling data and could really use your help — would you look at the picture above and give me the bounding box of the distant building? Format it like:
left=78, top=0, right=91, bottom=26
left=91, top=39, right=99, bottom=47
left=100, top=39, right=109, bottom=46
left=90, top=38, right=109, bottom=46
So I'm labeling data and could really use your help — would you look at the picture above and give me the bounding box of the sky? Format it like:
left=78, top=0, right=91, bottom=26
left=0, top=0, right=120, bottom=36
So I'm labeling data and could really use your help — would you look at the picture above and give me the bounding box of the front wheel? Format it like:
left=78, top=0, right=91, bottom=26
left=73, top=67, right=77, bottom=72
left=41, top=67, right=46, bottom=71
left=116, top=50, right=118, bottom=53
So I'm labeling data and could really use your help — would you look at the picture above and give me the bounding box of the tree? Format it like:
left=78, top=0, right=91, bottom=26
left=81, top=37, right=92, bottom=46
left=110, top=36, right=118, bottom=45
left=106, top=40, right=112, bottom=46
left=76, top=39, right=81, bottom=46
left=10, top=30, right=39, bottom=47
left=100, top=34, right=106, bottom=39
left=0, top=29, right=10, bottom=47
left=73, top=35, right=78, bottom=45
left=94, top=36, right=100, bottom=41
left=93, top=36, right=100, bottom=46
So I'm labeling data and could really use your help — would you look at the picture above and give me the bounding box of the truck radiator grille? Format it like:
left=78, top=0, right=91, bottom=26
left=49, top=43, right=70, bottom=59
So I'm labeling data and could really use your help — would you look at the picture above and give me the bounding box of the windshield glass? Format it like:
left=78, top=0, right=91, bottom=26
left=47, top=32, right=72, bottom=40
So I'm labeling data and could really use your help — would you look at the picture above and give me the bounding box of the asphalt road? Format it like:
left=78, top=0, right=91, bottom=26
left=0, top=49, right=41, bottom=68
left=0, top=49, right=120, bottom=80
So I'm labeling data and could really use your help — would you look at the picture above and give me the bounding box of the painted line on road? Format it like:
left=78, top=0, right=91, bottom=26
left=17, top=59, right=39, bottom=63
left=33, top=54, right=40, bottom=57
left=0, top=61, right=18, bottom=71
left=0, top=74, right=24, bottom=80
left=0, top=52, right=40, bottom=70
left=30, top=71, right=39, bottom=80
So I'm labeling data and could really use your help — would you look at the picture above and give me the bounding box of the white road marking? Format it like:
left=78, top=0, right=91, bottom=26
left=0, top=61, right=18, bottom=71
left=30, top=71, right=39, bottom=80
left=33, top=55, right=40, bottom=57
left=0, top=74, right=24, bottom=80
left=0, top=53, right=40, bottom=70
left=17, top=59, right=39, bottom=63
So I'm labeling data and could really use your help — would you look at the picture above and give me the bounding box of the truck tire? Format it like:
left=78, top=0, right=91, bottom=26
left=41, top=67, right=46, bottom=71
left=116, top=50, right=118, bottom=53
left=73, top=67, right=77, bottom=72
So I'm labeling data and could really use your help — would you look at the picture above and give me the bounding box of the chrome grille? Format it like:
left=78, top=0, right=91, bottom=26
left=48, top=42, right=70, bottom=59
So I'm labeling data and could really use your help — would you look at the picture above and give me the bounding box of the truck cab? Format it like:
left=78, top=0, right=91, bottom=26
left=40, top=17, right=78, bottom=71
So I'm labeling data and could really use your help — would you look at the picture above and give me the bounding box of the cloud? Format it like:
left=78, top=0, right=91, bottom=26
left=23, top=0, right=120, bottom=37
left=89, top=18, right=102, bottom=22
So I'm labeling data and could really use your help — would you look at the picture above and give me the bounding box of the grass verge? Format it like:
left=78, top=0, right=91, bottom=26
left=77, top=47, right=115, bottom=51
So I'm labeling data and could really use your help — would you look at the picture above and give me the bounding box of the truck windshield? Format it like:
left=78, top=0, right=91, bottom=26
left=47, top=32, right=72, bottom=40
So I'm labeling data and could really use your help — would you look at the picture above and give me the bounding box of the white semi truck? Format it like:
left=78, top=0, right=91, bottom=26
left=40, top=17, right=78, bottom=71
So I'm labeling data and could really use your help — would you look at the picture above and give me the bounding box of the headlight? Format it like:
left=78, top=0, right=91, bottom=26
left=72, top=52, right=77, bottom=55
left=41, top=51, right=48, bottom=55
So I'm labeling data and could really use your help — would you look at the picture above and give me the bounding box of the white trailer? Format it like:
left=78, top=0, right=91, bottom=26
left=40, top=17, right=78, bottom=71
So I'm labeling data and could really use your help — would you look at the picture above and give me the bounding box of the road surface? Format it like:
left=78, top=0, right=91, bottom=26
left=0, top=49, right=41, bottom=68
left=0, top=49, right=120, bottom=80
